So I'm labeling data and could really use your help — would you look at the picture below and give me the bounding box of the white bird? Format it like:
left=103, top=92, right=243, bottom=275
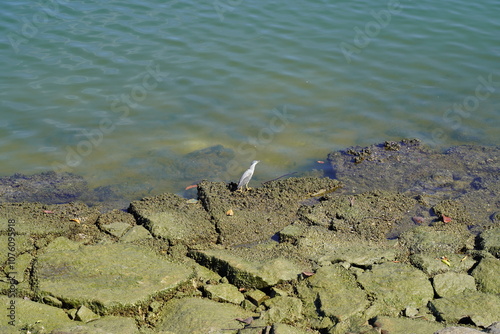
left=237, top=160, right=260, bottom=191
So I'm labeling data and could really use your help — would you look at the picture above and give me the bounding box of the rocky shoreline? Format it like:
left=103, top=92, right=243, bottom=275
left=1, top=139, right=499, bottom=334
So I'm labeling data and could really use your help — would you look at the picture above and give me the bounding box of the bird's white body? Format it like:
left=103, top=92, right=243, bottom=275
left=237, top=160, right=260, bottom=191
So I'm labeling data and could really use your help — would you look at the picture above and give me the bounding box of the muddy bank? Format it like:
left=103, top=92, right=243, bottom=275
left=0, top=139, right=499, bottom=334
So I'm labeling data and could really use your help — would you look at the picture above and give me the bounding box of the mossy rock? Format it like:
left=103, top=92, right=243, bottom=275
left=35, top=238, right=193, bottom=314
left=157, top=297, right=253, bottom=333
left=357, top=262, right=434, bottom=316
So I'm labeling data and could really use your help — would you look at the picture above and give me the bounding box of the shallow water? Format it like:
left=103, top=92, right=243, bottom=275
left=1, top=0, right=499, bottom=200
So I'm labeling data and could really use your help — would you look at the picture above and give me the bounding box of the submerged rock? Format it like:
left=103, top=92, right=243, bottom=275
left=0, top=171, right=88, bottom=204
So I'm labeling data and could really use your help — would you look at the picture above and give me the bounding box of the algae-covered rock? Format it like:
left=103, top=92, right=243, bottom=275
left=471, top=256, right=500, bottom=294
left=409, top=253, right=476, bottom=276
left=190, top=248, right=304, bottom=288
left=119, top=225, right=152, bottom=242
left=298, top=191, right=419, bottom=240
left=129, top=192, right=217, bottom=246
left=74, top=305, right=100, bottom=323
left=399, top=225, right=474, bottom=255
left=157, top=297, right=253, bottom=333
left=203, top=283, right=245, bottom=304
left=99, top=222, right=131, bottom=238
left=373, top=315, right=445, bottom=334
left=297, top=264, right=369, bottom=323
left=262, top=296, right=303, bottom=323
left=480, top=228, right=500, bottom=258
left=429, top=291, right=500, bottom=327
left=432, top=199, right=474, bottom=225
left=435, top=327, right=484, bottom=334
left=356, top=262, right=434, bottom=316
left=0, top=201, right=100, bottom=236
left=0, top=295, right=75, bottom=332
left=433, top=272, right=476, bottom=298
left=96, top=209, right=136, bottom=226
left=197, top=177, right=341, bottom=246
left=36, top=238, right=193, bottom=313
left=327, top=141, right=500, bottom=232
left=246, top=289, right=269, bottom=306
left=315, top=242, right=397, bottom=267
left=51, top=315, right=139, bottom=334
left=272, top=323, right=315, bottom=334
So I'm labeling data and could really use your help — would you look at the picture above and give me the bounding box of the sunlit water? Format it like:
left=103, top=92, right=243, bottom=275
left=1, top=0, right=499, bottom=201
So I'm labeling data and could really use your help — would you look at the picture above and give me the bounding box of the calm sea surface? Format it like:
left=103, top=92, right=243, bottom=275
left=1, top=0, right=499, bottom=200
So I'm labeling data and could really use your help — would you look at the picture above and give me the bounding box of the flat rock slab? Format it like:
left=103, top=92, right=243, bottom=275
left=51, top=315, right=140, bottom=334
left=0, top=295, right=75, bottom=332
left=203, top=283, right=245, bottom=304
left=297, top=264, right=369, bottom=322
left=373, top=316, right=445, bottom=334
left=409, top=253, right=477, bottom=276
left=157, top=297, right=253, bottom=333
left=36, top=238, right=193, bottom=313
left=0, top=201, right=100, bottom=236
left=399, top=225, right=475, bottom=255
left=433, top=272, right=476, bottom=298
left=129, top=193, right=217, bottom=245
left=191, top=248, right=306, bottom=289
left=197, top=177, right=342, bottom=245
left=435, top=327, right=484, bottom=334
left=357, top=262, right=434, bottom=316
left=297, top=190, right=419, bottom=240
left=279, top=223, right=398, bottom=267
left=429, top=291, right=500, bottom=327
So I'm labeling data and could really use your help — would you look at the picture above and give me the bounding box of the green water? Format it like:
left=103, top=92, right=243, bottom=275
left=1, top=0, right=499, bottom=199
